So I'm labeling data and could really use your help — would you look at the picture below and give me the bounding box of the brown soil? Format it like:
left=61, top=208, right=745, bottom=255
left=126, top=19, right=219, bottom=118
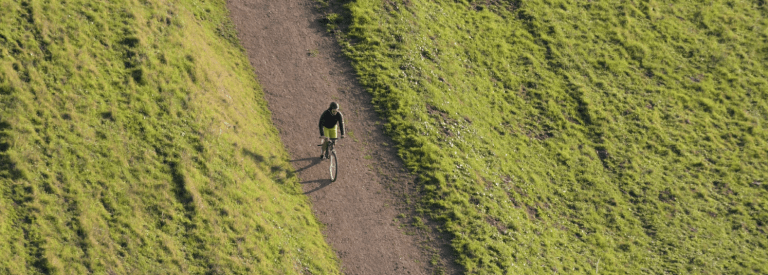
left=227, top=1, right=458, bottom=274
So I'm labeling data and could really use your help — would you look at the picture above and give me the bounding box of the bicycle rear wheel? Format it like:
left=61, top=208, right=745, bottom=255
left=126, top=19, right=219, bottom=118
left=329, top=151, right=338, bottom=182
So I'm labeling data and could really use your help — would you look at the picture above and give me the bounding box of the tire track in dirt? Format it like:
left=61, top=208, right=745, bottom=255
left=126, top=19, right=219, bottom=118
left=227, top=1, right=448, bottom=274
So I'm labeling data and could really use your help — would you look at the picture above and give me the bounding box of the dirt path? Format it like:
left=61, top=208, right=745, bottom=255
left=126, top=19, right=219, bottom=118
left=227, top=1, right=452, bottom=274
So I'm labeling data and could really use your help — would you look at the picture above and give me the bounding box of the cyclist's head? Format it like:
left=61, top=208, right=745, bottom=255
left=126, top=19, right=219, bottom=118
left=329, top=102, right=339, bottom=111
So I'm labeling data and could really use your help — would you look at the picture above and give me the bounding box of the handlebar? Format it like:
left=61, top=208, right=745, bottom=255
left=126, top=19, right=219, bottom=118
left=318, top=137, right=342, bottom=146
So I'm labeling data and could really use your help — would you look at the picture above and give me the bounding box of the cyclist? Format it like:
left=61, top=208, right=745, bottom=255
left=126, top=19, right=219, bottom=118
left=319, top=102, right=345, bottom=159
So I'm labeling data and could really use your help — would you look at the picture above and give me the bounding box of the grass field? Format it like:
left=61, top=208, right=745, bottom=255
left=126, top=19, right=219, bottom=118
left=0, top=0, right=339, bottom=274
left=321, top=0, right=768, bottom=273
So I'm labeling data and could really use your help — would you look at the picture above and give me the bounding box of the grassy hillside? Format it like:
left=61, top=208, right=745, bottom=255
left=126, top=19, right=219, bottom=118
left=321, top=0, right=768, bottom=273
left=0, top=0, right=338, bottom=274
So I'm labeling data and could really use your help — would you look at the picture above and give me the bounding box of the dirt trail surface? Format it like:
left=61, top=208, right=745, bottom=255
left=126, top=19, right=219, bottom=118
left=227, top=1, right=452, bottom=274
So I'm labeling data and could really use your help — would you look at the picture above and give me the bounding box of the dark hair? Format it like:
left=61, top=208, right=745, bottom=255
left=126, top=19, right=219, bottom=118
left=329, top=102, right=339, bottom=110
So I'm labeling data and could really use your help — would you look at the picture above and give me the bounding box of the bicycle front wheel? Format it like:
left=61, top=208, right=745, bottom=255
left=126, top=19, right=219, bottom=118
left=329, top=151, right=338, bottom=182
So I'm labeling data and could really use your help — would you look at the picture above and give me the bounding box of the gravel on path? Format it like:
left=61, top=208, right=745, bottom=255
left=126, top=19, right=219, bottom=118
left=227, top=1, right=454, bottom=274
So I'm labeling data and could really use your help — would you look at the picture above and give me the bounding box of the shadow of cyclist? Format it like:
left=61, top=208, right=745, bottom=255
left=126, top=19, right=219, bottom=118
left=301, top=179, right=332, bottom=194
left=290, top=157, right=323, bottom=173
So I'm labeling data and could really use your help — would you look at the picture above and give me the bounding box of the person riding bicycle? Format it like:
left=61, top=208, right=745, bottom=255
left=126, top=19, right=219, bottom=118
left=319, top=102, right=345, bottom=159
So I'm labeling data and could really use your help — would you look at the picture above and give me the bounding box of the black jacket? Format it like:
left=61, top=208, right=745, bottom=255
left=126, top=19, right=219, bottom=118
left=318, top=109, right=345, bottom=136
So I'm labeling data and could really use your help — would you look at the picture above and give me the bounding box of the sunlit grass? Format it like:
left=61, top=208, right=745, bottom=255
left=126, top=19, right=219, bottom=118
left=0, top=0, right=338, bottom=273
left=325, top=0, right=768, bottom=273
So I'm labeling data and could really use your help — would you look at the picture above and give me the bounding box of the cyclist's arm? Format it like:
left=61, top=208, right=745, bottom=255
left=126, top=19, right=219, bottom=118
left=338, top=112, right=345, bottom=136
left=319, top=112, right=325, bottom=137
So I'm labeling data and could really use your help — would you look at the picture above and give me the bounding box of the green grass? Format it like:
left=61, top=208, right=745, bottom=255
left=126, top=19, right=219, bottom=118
left=0, top=0, right=339, bottom=274
left=323, top=0, right=768, bottom=273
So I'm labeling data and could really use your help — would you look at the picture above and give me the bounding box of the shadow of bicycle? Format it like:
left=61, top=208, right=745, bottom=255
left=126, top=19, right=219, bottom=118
left=290, top=157, right=323, bottom=173
left=301, top=178, right=333, bottom=194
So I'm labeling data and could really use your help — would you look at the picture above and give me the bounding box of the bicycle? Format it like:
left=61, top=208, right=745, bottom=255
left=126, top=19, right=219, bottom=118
left=318, top=138, right=340, bottom=182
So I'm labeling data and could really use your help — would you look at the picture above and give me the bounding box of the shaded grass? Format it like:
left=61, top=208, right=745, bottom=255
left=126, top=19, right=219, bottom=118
left=0, top=0, right=338, bottom=274
left=324, top=0, right=768, bottom=273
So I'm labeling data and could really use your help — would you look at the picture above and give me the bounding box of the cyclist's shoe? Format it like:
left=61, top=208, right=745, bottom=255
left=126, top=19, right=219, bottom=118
left=320, top=154, right=325, bottom=160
